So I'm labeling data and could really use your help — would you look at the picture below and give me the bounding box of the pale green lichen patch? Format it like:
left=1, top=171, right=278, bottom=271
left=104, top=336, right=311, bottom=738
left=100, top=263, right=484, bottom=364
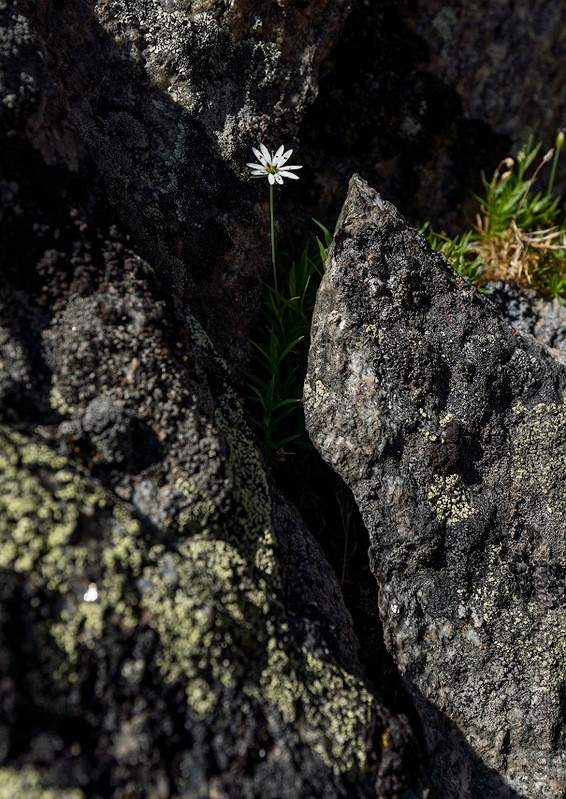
left=48, top=386, right=74, bottom=416
left=303, top=379, right=328, bottom=411
left=175, top=477, right=219, bottom=534
left=138, top=526, right=377, bottom=774
left=140, top=536, right=270, bottom=716
left=258, top=644, right=374, bottom=773
left=461, top=542, right=565, bottom=706
left=510, top=401, right=566, bottom=517
left=427, top=473, right=475, bottom=525
left=0, top=766, right=84, bottom=799
left=1, top=399, right=382, bottom=778
left=138, top=391, right=377, bottom=774
left=0, top=427, right=107, bottom=592
left=0, top=425, right=145, bottom=663
left=50, top=602, right=105, bottom=664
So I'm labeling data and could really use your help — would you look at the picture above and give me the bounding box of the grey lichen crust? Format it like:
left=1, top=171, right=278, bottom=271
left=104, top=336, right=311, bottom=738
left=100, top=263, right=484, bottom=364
left=304, top=175, right=566, bottom=798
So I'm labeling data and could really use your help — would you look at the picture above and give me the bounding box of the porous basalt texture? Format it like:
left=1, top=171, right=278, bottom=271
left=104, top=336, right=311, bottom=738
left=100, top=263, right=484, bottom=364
left=0, top=0, right=427, bottom=787
left=484, top=281, right=566, bottom=360
left=183, top=0, right=350, bottom=63
left=1, top=0, right=350, bottom=362
left=304, top=174, right=566, bottom=799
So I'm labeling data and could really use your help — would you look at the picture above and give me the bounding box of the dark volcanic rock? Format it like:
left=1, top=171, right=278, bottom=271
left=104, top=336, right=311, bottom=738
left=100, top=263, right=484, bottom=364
left=0, top=259, right=427, bottom=797
left=409, top=0, right=566, bottom=171
left=0, top=1, right=428, bottom=791
left=1, top=0, right=350, bottom=362
left=296, top=0, right=565, bottom=240
left=304, top=175, right=566, bottom=798
left=296, top=0, right=510, bottom=236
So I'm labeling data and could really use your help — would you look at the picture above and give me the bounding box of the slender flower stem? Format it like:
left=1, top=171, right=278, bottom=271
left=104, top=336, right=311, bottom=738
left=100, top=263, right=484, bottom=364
left=547, top=133, right=564, bottom=196
left=269, top=182, right=277, bottom=290
left=247, top=144, right=302, bottom=289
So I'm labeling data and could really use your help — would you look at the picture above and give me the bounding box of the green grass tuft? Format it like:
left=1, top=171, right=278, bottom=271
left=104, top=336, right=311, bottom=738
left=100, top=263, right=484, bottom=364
left=426, top=134, right=566, bottom=302
left=244, top=220, right=332, bottom=457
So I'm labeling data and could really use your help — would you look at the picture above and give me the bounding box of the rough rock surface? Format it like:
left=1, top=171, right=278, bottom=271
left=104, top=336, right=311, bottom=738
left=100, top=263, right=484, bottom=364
left=0, top=191, right=427, bottom=797
left=304, top=175, right=566, bottom=798
left=485, top=281, right=566, bottom=361
left=0, top=2, right=431, bottom=791
left=1, top=0, right=350, bottom=361
left=295, top=0, right=510, bottom=238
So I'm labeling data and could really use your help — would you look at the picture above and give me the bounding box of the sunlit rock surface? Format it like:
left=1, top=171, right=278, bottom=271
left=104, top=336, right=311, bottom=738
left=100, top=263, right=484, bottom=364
left=305, top=174, right=566, bottom=799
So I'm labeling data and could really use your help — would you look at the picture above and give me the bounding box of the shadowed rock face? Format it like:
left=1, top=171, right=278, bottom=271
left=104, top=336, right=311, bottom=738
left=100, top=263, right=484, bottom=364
left=294, top=0, right=564, bottom=244
left=1, top=0, right=350, bottom=363
left=408, top=1, right=566, bottom=161
left=304, top=175, right=566, bottom=798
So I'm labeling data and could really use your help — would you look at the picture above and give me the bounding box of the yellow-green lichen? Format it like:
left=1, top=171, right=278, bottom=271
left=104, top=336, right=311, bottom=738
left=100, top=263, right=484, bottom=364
left=0, top=427, right=106, bottom=592
left=175, top=477, right=219, bottom=534
left=1, top=375, right=382, bottom=779
left=510, top=400, right=566, bottom=517
left=303, top=379, right=328, bottom=410
left=48, top=386, right=74, bottom=416
left=140, top=536, right=270, bottom=715
left=0, top=766, right=84, bottom=799
left=427, top=473, right=475, bottom=525
left=257, top=642, right=374, bottom=773
left=0, top=426, right=145, bottom=664
left=460, top=542, right=566, bottom=706
left=50, top=601, right=105, bottom=663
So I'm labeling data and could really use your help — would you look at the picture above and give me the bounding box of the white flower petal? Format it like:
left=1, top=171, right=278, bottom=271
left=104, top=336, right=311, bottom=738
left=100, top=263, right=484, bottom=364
left=274, top=173, right=284, bottom=184
left=267, top=173, right=276, bottom=185
left=246, top=162, right=267, bottom=171
left=276, top=148, right=293, bottom=166
left=252, top=147, right=268, bottom=166
left=259, top=143, right=272, bottom=163
left=273, top=145, right=285, bottom=163
left=251, top=170, right=267, bottom=176
left=278, top=170, right=300, bottom=180
left=283, top=164, right=302, bottom=171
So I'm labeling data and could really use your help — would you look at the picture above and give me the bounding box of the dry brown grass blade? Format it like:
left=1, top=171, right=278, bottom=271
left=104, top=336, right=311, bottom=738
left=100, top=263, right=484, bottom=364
left=477, top=223, right=566, bottom=287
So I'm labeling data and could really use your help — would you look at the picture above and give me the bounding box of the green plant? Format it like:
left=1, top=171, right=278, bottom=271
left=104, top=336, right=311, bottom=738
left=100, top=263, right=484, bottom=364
left=426, top=133, right=566, bottom=302
left=244, top=221, right=332, bottom=456
left=476, top=136, right=563, bottom=238
left=423, top=227, right=483, bottom=282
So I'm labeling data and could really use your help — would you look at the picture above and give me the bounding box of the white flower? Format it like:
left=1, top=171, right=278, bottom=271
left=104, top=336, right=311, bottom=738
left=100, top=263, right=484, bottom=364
left=247, top=143, right=302, bottom=185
